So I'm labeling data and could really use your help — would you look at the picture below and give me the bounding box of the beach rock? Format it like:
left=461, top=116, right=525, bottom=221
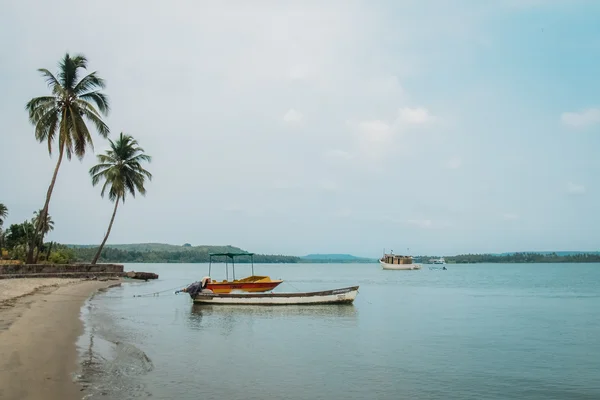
left=125, top=271, right=158, bottom=281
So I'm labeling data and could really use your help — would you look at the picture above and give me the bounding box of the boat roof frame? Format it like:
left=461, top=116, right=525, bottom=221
left=208, top=252, right=255, bottom=280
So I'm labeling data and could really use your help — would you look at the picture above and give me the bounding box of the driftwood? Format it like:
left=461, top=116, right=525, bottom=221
left=125, top=271, right=159, bottom=281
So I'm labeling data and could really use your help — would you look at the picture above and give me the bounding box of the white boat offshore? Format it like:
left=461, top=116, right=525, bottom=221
left=379, top=253, right=422, bottom=270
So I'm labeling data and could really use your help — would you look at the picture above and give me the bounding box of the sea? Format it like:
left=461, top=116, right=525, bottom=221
left=76, top=262, right=600, bottom=400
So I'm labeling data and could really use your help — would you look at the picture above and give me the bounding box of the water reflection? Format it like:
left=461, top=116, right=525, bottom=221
left=190, top=303, right=358, bottom=320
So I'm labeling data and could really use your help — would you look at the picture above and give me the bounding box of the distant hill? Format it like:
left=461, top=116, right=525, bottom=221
left=301, top=254, right=375, bottom=263
left=66, top=244, right=376, bottom=264
left=67, top=243, right=245, bottom=253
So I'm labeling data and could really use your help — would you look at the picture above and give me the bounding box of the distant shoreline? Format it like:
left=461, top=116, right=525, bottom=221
left=64, top=243, right=600, bottom=264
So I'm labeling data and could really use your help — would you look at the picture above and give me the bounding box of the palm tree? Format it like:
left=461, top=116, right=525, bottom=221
left=32, top=210, right=55, bottom=262
left=0, top=203, right=7, bottom=227
left=0, top=203, right=7, bottom=252
left=25, top=53, right=110, bottom=263
left=89, top=133, right=152, bottom=264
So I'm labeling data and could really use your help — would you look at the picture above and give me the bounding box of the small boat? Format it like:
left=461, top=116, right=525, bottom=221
left=379, top=252, right=422, bottom=270
left=190, top=286, right=359, bottom=305
left=204, top=252, right=283, bottom=293
left=432, top=257, right=446, bottom=265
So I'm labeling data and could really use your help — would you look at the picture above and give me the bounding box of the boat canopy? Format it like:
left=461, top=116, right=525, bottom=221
left=208, top=252, right=255, bottom=280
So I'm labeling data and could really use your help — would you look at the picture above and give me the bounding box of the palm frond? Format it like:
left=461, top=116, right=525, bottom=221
left=75, top=99, right=109, bottom=138
left=78, top=90, right=110, bottom=115
left=34, top=108, right=60, bottom=154
left=58, top=53, right=88, bottom=91
left=69, top=105, right=93, bottom=159
left=26, top=96, right=57, bottom=123
left=37, top=69, right=61, bottom=90
left=73, top=72, right=107, bottom=96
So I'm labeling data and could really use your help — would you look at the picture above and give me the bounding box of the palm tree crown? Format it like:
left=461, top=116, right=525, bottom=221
left=90, top=133, right=152, bottom=202
left=26, top=53, right=110, bottom=160
left=32, top=210, right=55, bottom=236
left=0, top=203, right=7, bottom=227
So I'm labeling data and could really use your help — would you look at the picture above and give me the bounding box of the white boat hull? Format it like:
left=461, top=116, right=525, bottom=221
left=380, top=260, right=422, bottom=270
left=192, top=286, right=359, bottom=305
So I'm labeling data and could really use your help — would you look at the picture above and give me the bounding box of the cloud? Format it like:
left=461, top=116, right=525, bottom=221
left=332, top=207, right=352, bottom=218
left=318, top=179, right=339, bottom=192
left=365, top=75, right=404, bottom=94
left=407, top=219, right=433, bottom=229
left=566, top=182, right=586, bottom=195
left=283, top=109, right=303, bottom=123
left=357, top=120, right=393, bottom=141
left=351, top=120, right=394, bottom=160
left=273, top=180, right=301, bottom=190
left=323, top=149, right=353, bottom=161
left=288, top=65, right=316, bottom=81
left=503, top=213, right=519, bottom=220
left=445, top=157, right=462, bottom=169
left=561, top=108, right=600, bottom=129
left=396, top=107, right=436, bottom=125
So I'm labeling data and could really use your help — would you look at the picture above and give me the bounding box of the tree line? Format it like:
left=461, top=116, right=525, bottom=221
left=69, top=246, right=302, bottom=264
left=1, top=53, right=151, bottom=264
left=444, top=252, right=600, bottom=264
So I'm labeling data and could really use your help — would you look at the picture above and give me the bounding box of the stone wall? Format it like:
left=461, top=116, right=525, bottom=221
left=0, top=263, right=124, bottom=279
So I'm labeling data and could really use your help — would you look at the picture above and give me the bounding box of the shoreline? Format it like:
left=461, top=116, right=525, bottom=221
left=0, top=278, right=122, bottom=400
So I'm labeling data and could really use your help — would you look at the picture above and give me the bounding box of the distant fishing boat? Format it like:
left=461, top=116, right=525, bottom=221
left=379, top=251, right=422, bottom=270
left=188, top=286, right=360, bottom=305
left=204, top=252, right=283, bottom=293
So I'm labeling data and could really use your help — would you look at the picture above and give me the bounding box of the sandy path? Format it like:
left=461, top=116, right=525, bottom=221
left=0, top=279, right=121, bottom=400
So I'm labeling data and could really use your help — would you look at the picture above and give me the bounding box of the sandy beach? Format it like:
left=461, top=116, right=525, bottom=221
left=0, top=278, right=122, bottom=400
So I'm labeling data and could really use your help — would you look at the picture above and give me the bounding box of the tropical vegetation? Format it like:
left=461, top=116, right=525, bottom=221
left=88, top=133, right=152, bottom=264
left=443, top=252, right=600, bottom=264
left=0, top=211, right=74, bottom=263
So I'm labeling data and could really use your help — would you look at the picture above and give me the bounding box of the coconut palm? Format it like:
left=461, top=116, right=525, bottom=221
left=25, top=53, right=110, bottom=263
left=89, top=133, right=152, bottom=264
left=0, top=203, right=7, bottom=227
left=0, top=203, right=7, bottom=251
left=32, top=210, right=55, bottom=262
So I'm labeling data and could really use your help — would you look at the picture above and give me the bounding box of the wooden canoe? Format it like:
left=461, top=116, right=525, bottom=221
left=192, top=286, right=359, bottom=305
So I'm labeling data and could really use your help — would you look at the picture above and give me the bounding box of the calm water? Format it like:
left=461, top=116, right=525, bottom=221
left=77, top=263, right=600, bottom=399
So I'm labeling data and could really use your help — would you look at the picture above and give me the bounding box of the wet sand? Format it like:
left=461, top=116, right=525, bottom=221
left=0, top=278, right=122, bottom=400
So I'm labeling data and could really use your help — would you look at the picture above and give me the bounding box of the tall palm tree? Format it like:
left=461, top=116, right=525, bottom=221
left=25, top=53, right=110, bottom=263
left=89, top=133, right=152, bottom=264
left=32, top=210, right=55, bottom=262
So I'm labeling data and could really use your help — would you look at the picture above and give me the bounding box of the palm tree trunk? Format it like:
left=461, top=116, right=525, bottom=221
left=91, top=198, right=120, bottom=265
left=27, top=143, right=65, bottom=264
left=33, top=235, right=44, bottom=263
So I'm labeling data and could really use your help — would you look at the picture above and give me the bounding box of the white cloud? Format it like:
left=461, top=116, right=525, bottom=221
left=332, top=207, right=352, bottom=218
left=323, top=149, right=353, bottom=161
left=445, top=157, right=462, bottom=169
left=503, top=213, right=519, bottom=220
left=357, top=120, right=393, bottom=142
left=407, top=219, right=433, bottom=229
left=283, top=109, right=304, bottom=123
left=273, top=180, right=301, bottom=190
left=566, top=182, right=586, bottom=195
left=318, top=179, right=339, bottom=192
left=366, top=75, right=404, bottom=94
left=561, top=108, right=600, bottom=129
left=288, top=65, right=315, bottom=81
left=396, top=107, right=436, bottom=125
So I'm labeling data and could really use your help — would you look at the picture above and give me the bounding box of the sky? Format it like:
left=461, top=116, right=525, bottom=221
left=1, top=0, right=600, bottom=257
